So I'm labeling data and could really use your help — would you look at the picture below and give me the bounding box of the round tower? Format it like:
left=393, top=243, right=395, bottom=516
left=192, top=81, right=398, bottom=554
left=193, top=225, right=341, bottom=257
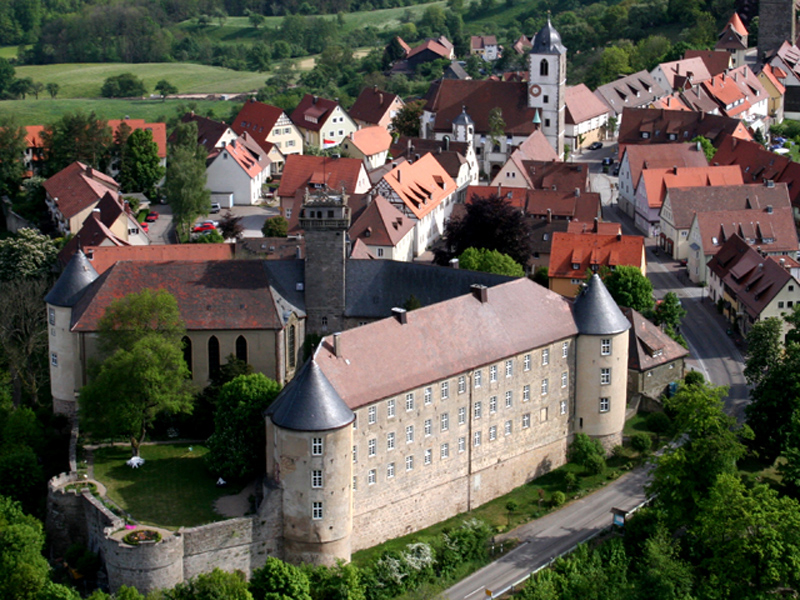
left=572, top=274, right=631, bottom=453
left=44, top=250, right=99, bottom=416
left=265, top=356, right=355, bottom=565
left=452, top=106, right=475, bottom=145
left=527, top=18, right=567, bottom=158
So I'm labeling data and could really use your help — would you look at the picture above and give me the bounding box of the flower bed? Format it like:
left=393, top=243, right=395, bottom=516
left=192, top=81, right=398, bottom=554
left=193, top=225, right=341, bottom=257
left=123, top=529, right=161, bottom=545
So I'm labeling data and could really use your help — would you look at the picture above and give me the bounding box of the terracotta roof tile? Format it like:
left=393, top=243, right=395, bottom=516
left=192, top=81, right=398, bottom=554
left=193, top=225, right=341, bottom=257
left=349, top=87, right=403, bottom=125
left=349, top=195, right=414, bottom=247
left=43, top=162, right=120, bottom=221
left=549, top=231, right=645, bottom=278
left=232, top=99, right=285, bottom=149
left=642, top=165, right=743, bottom=209
left=565, top=84, right=610, bottom=124
left=290, top=94, right=340, bottom=132
left=75, top=243, right=234, bottom=275
left=346, top=126, right=392, bottom=156
left=623, top=307, right=688, bottom=372
left=381, top=153, right=455, bottom=220
left=622, top=143, right=708, bottom=191
left=693, top=205, right=798, bottom=255
left=712, top=132, right=791, bottom=186
left=108, top=119, right=167, bottom=159
left=277, top=155, right=366, bottom=199
left=618, top=108, right=752, bottom=151
left=684, top=50, right=731, bottom=76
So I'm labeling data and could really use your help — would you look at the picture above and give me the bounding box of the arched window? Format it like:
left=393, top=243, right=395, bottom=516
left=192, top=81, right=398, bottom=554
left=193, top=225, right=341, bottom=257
left=208, top=336, right=220, bottom=379
left=235, top=335, right=248, bottom=364
left=540, top=58, right=549, bottom=77
left=288, top=325, right=296, bottom=368
left=182, top=336, right=192, bottom=375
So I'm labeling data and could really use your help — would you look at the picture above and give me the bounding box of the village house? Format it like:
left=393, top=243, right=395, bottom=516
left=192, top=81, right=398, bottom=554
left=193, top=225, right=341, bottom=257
left=757, top=63, right=787, bottom=123
left=650, top=57, right=713, bottom=93
left=348, top=87, right=404, bottom=130
left=232, top=99, right=303, bottom=171
left=564, top=84, right=611, bottom=151
left=106, top=119, right=167, bottom=178
left=765, top=42, right=800, bottom=119
left=174, top=112, right=238, bottom=155
left=44, top=162, right=122, bottom=235
left=340, top=126, right=392, bottom=171
left=290, top=94, right=358, bottom=150
left=390, top=136, right=479, bottom=197
left=205, top=136, right=271, bottom=206
left=715, top=12, right=749, bottom=68
left=593, top=71, right=667, bottom=124
left=470, top=35, right=500, bottom=61
left=348, top=195, right=415, bottom=261
left=684, top=49, right=732, bottom=77
left=489, top=130, right=559, bottom=188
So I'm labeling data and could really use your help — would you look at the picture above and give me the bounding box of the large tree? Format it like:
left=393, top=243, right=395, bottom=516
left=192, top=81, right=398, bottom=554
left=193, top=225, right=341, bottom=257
left=100, top=73, right=147, bottom=98
left=40, top=111, right=111, bottom=175
left=97, top=288, right=184, bottom=354
left=602, top=265, right=654, bottom=313
left=744, top=317, right=783, bottom=387
left=250, top=557, right=312, bottom=600
left=457, top=247, right=524, bottom=276
left=435, top=193, right=533, bottom=267
left=391, top=100, right=425, bottom=138
left=0, top=115, right=27, bottom=197
left=165, top=121, right=211, bottom=239
left=117, top=128, right=165, bottom=198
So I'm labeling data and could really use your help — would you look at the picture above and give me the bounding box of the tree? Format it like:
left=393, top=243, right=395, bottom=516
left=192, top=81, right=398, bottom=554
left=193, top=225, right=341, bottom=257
left=247, top=10, right=265, bottom=28
left=45, top=82, right=59, bottom=99
left=0, top=495, right=55, bottom=600
left=0, top=57, right=15, bottom=96
left=488, top=107, right=505, bottom=149
left=391, top=100, right=425, bottom=138
left=435, top=193, right=533, bottom=268
left=690, top=135, right=715, bottom=161
left=31, top=81, right=44, bottom=100
left=206, top=373, right=281, bottom=481
left=219, top=211, right=244, bottom=240
left=118, top=128, right=165, bottom=198
left=457, top=247, right=525, bottom=277
left=9, top=77, right=33, bottom=99
left=262, top=216, right=288, bottom=238
left=40, top=111, right=111, bottom=175
left=100, top=73, right=147, bottom=98
left=212, top=8, right=228, bottom=27
left=155, top=79, right=178, bottom=101
left=0, top=115, right=27, bottom=197
left=636, top=525, right=694, bottom=600
left=168, top=568, right=253, bottom=600
left=652, top=292, right=686, bottom=332
left=97, top=288, right=184, bottom=355
left=250, top=557, right=312, bottom=600
left=602, top=266, right=654, bottom=313
left=306, top=562, right=365, bottom=600
left=569, top=433, right=605, bottom=469
left=165, top=121, right=211, bottom=239
left=743, top=317, right=782, bottom=387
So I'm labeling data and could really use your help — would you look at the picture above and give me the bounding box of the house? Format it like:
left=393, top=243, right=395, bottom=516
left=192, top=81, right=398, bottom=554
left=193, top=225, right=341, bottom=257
left=548, top=230, right=646, bottom=297
left=699, top=66, right=769, bottom=131
left=205, top=136, right=271, bottom=206
left=348, top=195, right=416, bottom=261
left=684, top=49, right=732, bottom=77
left=766, top=42, right=800, bottom=119
left=715, top=12, right=749, bottom=68
left=492, top=159, right=588, bottom=195
left=348, top=87, right=404, bottom=130
left=686, top=202, right=799, bottom=283
left=470, top=35, right=500, bottom=61
left=659, top=180, right=789, bottom=259
left=107, top=119, right=167, bottom=176
left=290, top=94, right=358, bottom=150
left=443, top=61, right=471, bottom=80
left=757, top=63, right=786, bottom=123
left=707, top=233, right=800, bottom=336
left=173, top=112, right=237, bottom=155
left=623, top=307, right=687, bottom=410
left=466, top=183, right=601, bottom=225
left=340, top=126, right=392, bottom=171
left=616, top=143, right=708, bottom=220
left=24, top=126, right=45, bottom=175
left=565, top=84, right=610, bottom=150
left=390, top=135, right=478, bottom=198
left=232, top=99, right=303, bottom=170
left=593, top=71, right=667, bottom=122
left=373, top=153, right=458, bottom=256
left=489, top=130, right=560, bottom=188
left=635, top=165, right=743, bottom=238
left=650, top=57, right=713, bottom=92
left=44, top=162, right=121, bottom=235
left=392, top=36, right=455, bottom=74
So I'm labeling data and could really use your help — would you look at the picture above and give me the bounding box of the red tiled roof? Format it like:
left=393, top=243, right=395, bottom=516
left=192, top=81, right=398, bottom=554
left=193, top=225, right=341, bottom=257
left=214, top=138, right=265, bottom=178
left=232, top=99, right=285, bottom=149
left=567, top=220, right=621, bottom=235
left=693, top=205, right=798, bottom=255
left=290, top=94, right=340, bottom=132
left=408, top=39, right=451, bottom=59
left=515, top=130, right=559, bottom=162
left=622, top=143, right=708, bottom=192
left=712, top=132, right=791, bottom=184
left=667, top=182, right=791, bottom=229
left=77, top=243, right=234, bottom=275
left=548, top=231, right=645, bottom=279
left=277, top=155, right=366, bottom=199
left=466, top=185, right=600, bottom=222
left=641, top=165, right=743, bottom=209
left=727, top=12, right=748, bottom=36
left=25, top=125, right=44, bottom=149
left=651, top=94, right=692, bottom=111
left=760, top=63, right=787, bottom=95
left=618, top=108, right=752, bottom=151
left=346, top=126, right=392, bottom=156
left=467, top=185, right=528, bottom=210
left=174, top=112, right=232, bottom=154
left=684, top=50, right=731, bottom=76
left=521, top=160, right=589, bottom=192
left=565, top=84, right=610, bottom=124
left=349, top=195, right=414, bottom=247
left=655, top=57, right=713, bottom=89
left=349, top=87, right=403, bottom=126
left=108, top=119, right=167, bottom=159
left=381, top=153, right=456, bottom=220
left=43, top=162, right=120, bottom=221
left=58, top=210, right=130, bottom=266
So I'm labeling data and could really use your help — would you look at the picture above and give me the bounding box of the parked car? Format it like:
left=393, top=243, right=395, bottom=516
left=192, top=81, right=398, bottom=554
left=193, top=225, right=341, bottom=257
left=140, top=222, right=149, bottom=233
left=589, top=141, right=603, bottom=150
left=200, top=220, right=219, bottom=228
left=210, top=202, right=221, bottom=214
left=602, top=157, right=615, bottom=166
left=192, top=223, right=216, bottom=233
left=145, top=211, right=159, bottom=222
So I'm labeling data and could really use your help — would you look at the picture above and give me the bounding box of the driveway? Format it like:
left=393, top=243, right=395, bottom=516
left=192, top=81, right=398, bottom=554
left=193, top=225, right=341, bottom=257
left=196, top=204, right=280, bottom=238
left=144, top=203, right=174, bottom=245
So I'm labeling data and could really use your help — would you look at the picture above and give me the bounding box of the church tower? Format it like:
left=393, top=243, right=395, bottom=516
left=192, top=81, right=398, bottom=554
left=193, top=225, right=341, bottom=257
left=452, top=105, right=475, bottom=145
left=759, top=0, right=796, bottom=60
left=527, top=18, right=567, bottom=158
left=300, top=186, right=351, bottom=336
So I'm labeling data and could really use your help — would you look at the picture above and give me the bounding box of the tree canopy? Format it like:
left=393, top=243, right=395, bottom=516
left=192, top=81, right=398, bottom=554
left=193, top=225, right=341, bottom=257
left=117, top=128, right=165, bottom=198
left=601, top=266, right=654, bottom=313
left=0, top=115, right=27, bottom=198
left=165, top=121, right=211, bottom=239
left=457, top=247, right=524, bottom=277
left=97, top=288, right=185, bottom=355
left=101, top=73, right=147, bottom=98
left=250, top=557, right=312, bottom=600
left=40, top=111, right=111, bottom=176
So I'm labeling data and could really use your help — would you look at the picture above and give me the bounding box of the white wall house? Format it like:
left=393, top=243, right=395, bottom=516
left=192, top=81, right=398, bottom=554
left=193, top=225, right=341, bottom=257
left=206, top=139, right=271, bottom=206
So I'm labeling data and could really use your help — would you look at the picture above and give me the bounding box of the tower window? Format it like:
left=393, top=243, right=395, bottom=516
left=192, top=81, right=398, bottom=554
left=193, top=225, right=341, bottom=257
left=312, top=501, right=323, bottom=520
left=540, top=58, right=549, bottom=77
left=543, top=95, right=549, bottom=104
left=545, top=119, right=551, bottom=128
left=311, top=438, right=323, bottom=455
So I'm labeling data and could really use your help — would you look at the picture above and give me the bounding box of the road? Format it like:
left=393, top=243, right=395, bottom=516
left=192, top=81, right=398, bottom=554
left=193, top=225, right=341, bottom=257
left=444, top=170, right=748, bottom=599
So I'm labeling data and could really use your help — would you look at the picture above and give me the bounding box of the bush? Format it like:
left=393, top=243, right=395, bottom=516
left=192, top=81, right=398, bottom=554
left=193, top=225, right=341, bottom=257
left=612, top=445, right=627, bottom=459
left=631, top=432, right=652, bottom=454
left=645, top=411, right=671, bottom=436
left=551, top=491, right=566, bottom=506
left=569, top=433, right=605, bottom=470
left=586, top=453, right=606, bottom=475
left=101, top=73, right=147, bottom=98
left=684, top=371, right=704, bottom=387
left=564, top=471, right=578, bottom=492
left=262, top=215, right=288, bottom=237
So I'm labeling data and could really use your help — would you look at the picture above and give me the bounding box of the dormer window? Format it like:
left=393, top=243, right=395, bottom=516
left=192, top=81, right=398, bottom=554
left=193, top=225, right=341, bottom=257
left=641, top=131, right=650, bottom=139
left=572, top=263, right=580, bottom=270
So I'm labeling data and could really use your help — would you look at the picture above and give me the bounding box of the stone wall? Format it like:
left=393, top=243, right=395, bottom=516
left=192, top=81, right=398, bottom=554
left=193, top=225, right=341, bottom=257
left=104, top=528, right=184, bottom=594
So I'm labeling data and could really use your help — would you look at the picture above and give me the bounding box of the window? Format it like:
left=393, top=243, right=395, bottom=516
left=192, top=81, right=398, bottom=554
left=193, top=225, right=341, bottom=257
left=406, top=425, right=414, bottom=443
left=474, top=401, right=482, bottom=419
left=208, top=335, right=221, bottom=379
left=780, top=301, right=786, bottom=308
left=288, top=325, right=296, bottom=368
left=505, top=360, right=513, bottom=378
left=387, top=432, right=395, bottom=450
left=458, top=406, right=466, bottom=424
left=562, top=372, right=568, bottom=388
left=441, top=413, right=449, bottom=431
left=490, top=365, right=497, bottom=382
left=474, top=431, right=482, bottom=447
left=406, top=455, right=414, bottom=471
left=387, top=463, right=395, bottom=478
left=475, top=370, right=482, bottom=387
left=368, top=406, right=376, bottom=424
left=312, top=470, right=323, bottom=488
left=540, top=407, right=548, bottom=422
left=457, top=436, right=465, bottom=453
left=441, top=443, right=450, bottom=459
left=368, top=438, right=376, bottom=456
left=601, top=339, right=611, bottom=355
left=560, top=400, right=567, bottom=415
left=312, top=501, right=323, bottom=520
left=505, top=420, right=512, bottom=436
left=543, top=94, right=549, bottom=104
left=182, top=336, right=192, bottom=374
left=352, top=476, right=357, bottom=490
left=387, top=399, right=396, bottom=418
left=424, top=387, right=432, bottom=405
left=368, top=469, right=376, bottom=485
left=542, top=349, right=550, bottom=365
left=522, top=413, right=531, bottom=428
left=524, top=354, right=531, bottom=371
left=545, top=118, right=551, bottom=128
left=353, top=445, right=357, bottom=463
left=523, top=385, right=530, bottom=402
left=458, top=375, right=466, bottom=394
left=540, top=58, right=549, bottom=76
left=601, top=368, right=611, bottom=385
left=600, top=397, right=610, bottom=413
left=406, top=392, right=414, bottom=411
left=489, top=396, right=497, bottom=413
left=424, top=449, right=432, bottom=465
left=50, top=352, right=57, bottom=367
left=236, top=335, right=248, bottom=363
left=441, top=381, right=449, bottom=399
left=505, top=390, right=513, bottom=408
left=489, top=425, right=497, bottom=441
left=541, top=378, right=549, bottom=395
left=424, top=419, right=432, bottom=436
left=312, top=438, right=323, bottom=455
left=48, top=308, right=55, bottom=326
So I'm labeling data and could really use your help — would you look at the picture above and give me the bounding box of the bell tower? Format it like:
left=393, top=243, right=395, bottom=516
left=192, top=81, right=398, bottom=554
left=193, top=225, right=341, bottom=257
left=527, top=18, right=567, bottom=158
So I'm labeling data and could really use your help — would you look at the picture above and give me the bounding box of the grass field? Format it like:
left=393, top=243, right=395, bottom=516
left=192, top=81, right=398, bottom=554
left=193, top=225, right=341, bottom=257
left=92, top=443, right=239, bottom=528
left=0, top=97, right=236, bottom=124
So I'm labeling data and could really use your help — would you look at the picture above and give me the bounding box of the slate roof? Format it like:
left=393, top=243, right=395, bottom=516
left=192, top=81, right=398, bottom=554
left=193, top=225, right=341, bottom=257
left=267, top=358, right=354, bottom=431
left=565, top=84, right=610, bottom=125
left=349, top=195, right=414, bottom=247
left=43, top=162, right=120, bottom=222
left=531, top=19, right=566, bottom=55
left=623, top=307, right=688, bottom=372
left=594, top=71, right=667, bottom=116
left=45, top=250, right=99, bottom=307
left=349, top=87, right=403, bottom=126
left=232, top=99, right=285, bottom=149
left=316, top=277, right=576, bottom=410
left=549, top=232, right=645, bottom=281
left=572, top=274, right=632, bottom=335
left=618, top=108, right=752, bottom=150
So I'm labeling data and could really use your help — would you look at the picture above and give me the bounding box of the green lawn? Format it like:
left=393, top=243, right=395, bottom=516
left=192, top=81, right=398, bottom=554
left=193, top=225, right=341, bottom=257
left=0, top=97, right=234, bottom=124
left=92, top=443, right=237, bottom=529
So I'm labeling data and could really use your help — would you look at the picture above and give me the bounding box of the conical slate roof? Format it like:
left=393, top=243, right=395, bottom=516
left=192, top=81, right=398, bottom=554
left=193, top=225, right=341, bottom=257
left=44, top=250, right=99, bottom=307
left=531, top=18, right=566, bottom=55
left=267, top=359, right=354, bottom=432
left=452, top=106, right=474, bottom=126
left=572, top=274, right=631, bottom=335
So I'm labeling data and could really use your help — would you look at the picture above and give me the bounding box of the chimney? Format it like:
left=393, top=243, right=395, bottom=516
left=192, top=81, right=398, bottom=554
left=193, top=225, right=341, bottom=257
left=449, top=257, right=459, bottom=269
left=313, top=95, right=318, bottom=104
left=497, top=183, right=502, bottom=196
left=766, top=180, right=775, bottom=188
left=295, top=246, right=302, bottom=259
left=780, top=258, right=787, bottom=268
left=673, top=166, right=679, bottom=174
left=86, top=166, right=93, bottom=177
left=574, top=187, right=581, bottom=197
left=547, top=208, right=552, bottom=223
left=392, top=307, right=408, bottom=324
left=333, top=332, right=342, bottom=357
left=593, top=217, right=599, bottom=232
left=617, top=232, right=622, bottom=241
left=92, top=207, right=101, bottom=218
left=471, top=284, right=488, bottom=303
